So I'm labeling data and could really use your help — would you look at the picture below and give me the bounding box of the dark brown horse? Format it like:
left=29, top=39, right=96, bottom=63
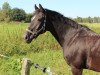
left=24, top=4, right=100, bottom=75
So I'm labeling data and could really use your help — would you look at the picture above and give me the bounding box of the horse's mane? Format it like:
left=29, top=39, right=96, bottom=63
left=45, top=9, right=91, bottom=31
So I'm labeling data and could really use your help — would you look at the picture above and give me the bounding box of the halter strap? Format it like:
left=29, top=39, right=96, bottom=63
left=26, top=15, right=46, bottom=35
left=26, top=29, right=35, bottom=35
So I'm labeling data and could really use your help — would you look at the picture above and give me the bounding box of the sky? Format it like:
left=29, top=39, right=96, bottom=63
left=0, top=0, right=100, bottom=18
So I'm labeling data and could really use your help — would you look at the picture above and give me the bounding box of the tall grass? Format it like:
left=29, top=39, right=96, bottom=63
left=0, top=22, right=100, bottom=75
left=0, top=22, right=61, bottom=56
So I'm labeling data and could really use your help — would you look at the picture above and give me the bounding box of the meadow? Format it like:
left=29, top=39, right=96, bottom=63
left=0, top=22, right=100, bottom=75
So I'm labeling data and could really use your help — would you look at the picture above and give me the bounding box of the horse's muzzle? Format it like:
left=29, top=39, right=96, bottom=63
left=24, top=35, right=32, bottom=43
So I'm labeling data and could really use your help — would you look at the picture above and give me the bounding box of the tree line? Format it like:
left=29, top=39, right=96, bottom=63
left=0, top=2, right=32, bottom=22
left=0, top=2, right=100, bottom=23
left=74, top=16, right=100, bottom=23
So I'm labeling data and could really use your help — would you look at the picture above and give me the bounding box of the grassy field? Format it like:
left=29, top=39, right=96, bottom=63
left=0, top=22, right=100, bottom=75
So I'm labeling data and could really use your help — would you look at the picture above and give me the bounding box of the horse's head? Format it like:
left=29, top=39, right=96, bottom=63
left=24, top=4, right=46, bottom=43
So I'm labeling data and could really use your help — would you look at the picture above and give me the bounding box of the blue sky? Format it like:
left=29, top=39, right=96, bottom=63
left=0, top=0, right=100, bottom=18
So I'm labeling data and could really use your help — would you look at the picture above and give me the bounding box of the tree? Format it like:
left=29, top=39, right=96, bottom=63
left=87, top=16, right=93, bottom=23
left=0, top=2, right=11, bottom=22
left=93, top=17, right=98, bottom=23
left=98, top=17, right=100, bottom=23
left=0, top=10, right=5, bottom=21
left=82, top=18, right=87, bottom=23
left=25, top=13, right=32, bottom=23
left=10, top=8, right=26, bottom=21
left=2, top=2, right=11, bottom=10
left=75, top=16, right=83, bottom=23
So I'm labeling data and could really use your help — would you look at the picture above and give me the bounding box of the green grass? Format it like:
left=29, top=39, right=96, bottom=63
left=82, top=23, right=100, bottom=33
left=0, top=22, right=100, bottom=75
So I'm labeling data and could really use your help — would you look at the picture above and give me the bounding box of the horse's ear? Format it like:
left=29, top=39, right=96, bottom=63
left=35, top=4, right=38, bottom=10
left=39, top=4, right=44, bottom=12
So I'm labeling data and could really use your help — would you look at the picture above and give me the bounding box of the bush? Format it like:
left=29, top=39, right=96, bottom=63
left=25, top=13, right=32, bottom=23
left=10, top=8, right=26, bottom=22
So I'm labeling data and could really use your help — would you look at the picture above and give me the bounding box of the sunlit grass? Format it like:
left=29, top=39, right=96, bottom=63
left=82, top=23, right=100, bottom=33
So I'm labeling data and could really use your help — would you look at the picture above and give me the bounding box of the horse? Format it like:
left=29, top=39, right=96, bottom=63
left=24, top=4, right=100, bottom=75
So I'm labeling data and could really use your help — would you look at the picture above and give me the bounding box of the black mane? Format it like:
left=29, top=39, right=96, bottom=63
left=45, top=9, right=91, bottom=31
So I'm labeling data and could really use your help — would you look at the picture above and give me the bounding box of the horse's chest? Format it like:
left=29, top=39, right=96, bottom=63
left=63, top=43, right=87, bottom=67
left=63, top=46, right=80, bottom=64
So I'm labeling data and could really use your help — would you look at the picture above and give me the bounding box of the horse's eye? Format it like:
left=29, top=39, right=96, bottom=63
left=38, top=18, right=42, bottom=21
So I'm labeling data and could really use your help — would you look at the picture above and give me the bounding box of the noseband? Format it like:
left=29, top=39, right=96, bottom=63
left=26, top=15, right=46, bottom=36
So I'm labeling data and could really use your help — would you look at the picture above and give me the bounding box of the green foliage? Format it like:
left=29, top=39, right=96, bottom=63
left=2, top=2, right=11, bottom=10
left=0, top=58, right=21, bottom=75
left=74, top=16, right=100, bottom=23
left=0, top=50, right=100, bottom=75
left=0, top=2, right=11, bottom=22
left=0, top=10, right=5, bottom=21
left=25, top=13, right=32, bottom=23
left=74, top=16, right=83, bottom=23
left=1, top=2, right=100, bottom=23
left=0, top=22, right=61, bottom=56
left=9, top=8, right=26, bottom=22
left=0, top=2, right=27, bottom=22
left=0, top=10, right=11, bottom=22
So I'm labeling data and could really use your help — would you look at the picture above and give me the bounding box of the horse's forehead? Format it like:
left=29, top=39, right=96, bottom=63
left=31, top=15, right=36, bottom=21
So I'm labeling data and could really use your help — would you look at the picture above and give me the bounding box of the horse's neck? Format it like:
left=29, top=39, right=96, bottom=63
left=46, top=11, right=94, bottom=48
left=48, top=17, right=77, bottom=47
left=48, top=16, right=97, bottom=48
left=50, top=21, right=67, bottom=46
left=48, top=18, right=91, bottom=48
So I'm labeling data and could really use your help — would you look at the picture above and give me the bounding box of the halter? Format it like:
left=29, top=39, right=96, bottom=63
left=26, top=15, right=46, bottom=36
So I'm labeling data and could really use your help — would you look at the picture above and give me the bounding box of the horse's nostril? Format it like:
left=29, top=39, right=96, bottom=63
left=24, top=35, right=28, bottom=40
left=34, top=34, right=37, bottom=36
left=25, top=36, right=27, bottom=40
left=26, top=35, right=27, bottom=39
